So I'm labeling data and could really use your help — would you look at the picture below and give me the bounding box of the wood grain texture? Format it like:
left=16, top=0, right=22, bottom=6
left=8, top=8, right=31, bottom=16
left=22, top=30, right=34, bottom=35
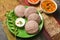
left=0, top=0, right=19, bottom=40
left=0, top=0, right=19, bottom=21
left=42, top=13, right=60, bottom=39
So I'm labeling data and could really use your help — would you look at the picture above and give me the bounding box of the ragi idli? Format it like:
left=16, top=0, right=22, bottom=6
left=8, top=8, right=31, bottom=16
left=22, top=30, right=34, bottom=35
left=25, top=20, right=39, bottom=34
left=28, top=13, right=41, bottom=24
left=14, top=5, right=25, bottom=17
left=24, top=7, right=37, bottom=18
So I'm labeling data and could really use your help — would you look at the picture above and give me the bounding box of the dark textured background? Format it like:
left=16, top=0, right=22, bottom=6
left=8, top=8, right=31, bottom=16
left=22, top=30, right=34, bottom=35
left=0, top=22, right=8, bottom=40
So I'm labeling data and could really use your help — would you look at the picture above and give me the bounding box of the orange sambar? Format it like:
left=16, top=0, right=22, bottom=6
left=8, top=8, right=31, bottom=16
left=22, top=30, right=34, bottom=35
left=41, top=0, right=56, bottom=12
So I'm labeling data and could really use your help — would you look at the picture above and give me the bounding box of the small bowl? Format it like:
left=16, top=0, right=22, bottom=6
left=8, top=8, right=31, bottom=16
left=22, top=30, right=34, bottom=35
left=40, top=0, right=57, bottom=14
left=28, top=0, right=40, bottom=5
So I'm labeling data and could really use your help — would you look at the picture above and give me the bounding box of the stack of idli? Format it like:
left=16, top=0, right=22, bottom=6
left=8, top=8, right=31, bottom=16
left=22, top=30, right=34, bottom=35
left=14, top=5, right=41, bottom=34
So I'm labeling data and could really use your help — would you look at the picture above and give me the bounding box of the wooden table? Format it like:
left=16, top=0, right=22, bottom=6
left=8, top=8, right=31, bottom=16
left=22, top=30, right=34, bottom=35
left=0, top=0, right=19, bottom=40
left=0, top=0, right=60, bottom=40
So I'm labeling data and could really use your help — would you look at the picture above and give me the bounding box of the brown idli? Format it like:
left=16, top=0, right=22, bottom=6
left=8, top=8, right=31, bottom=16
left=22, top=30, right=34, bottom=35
left=28, top=13, right=41, bottom=24
left=24, top=7, right=37, bottom=18
left=25, top=20, right=39, bottom=34
left=14, top=5, right=25, bottom=17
